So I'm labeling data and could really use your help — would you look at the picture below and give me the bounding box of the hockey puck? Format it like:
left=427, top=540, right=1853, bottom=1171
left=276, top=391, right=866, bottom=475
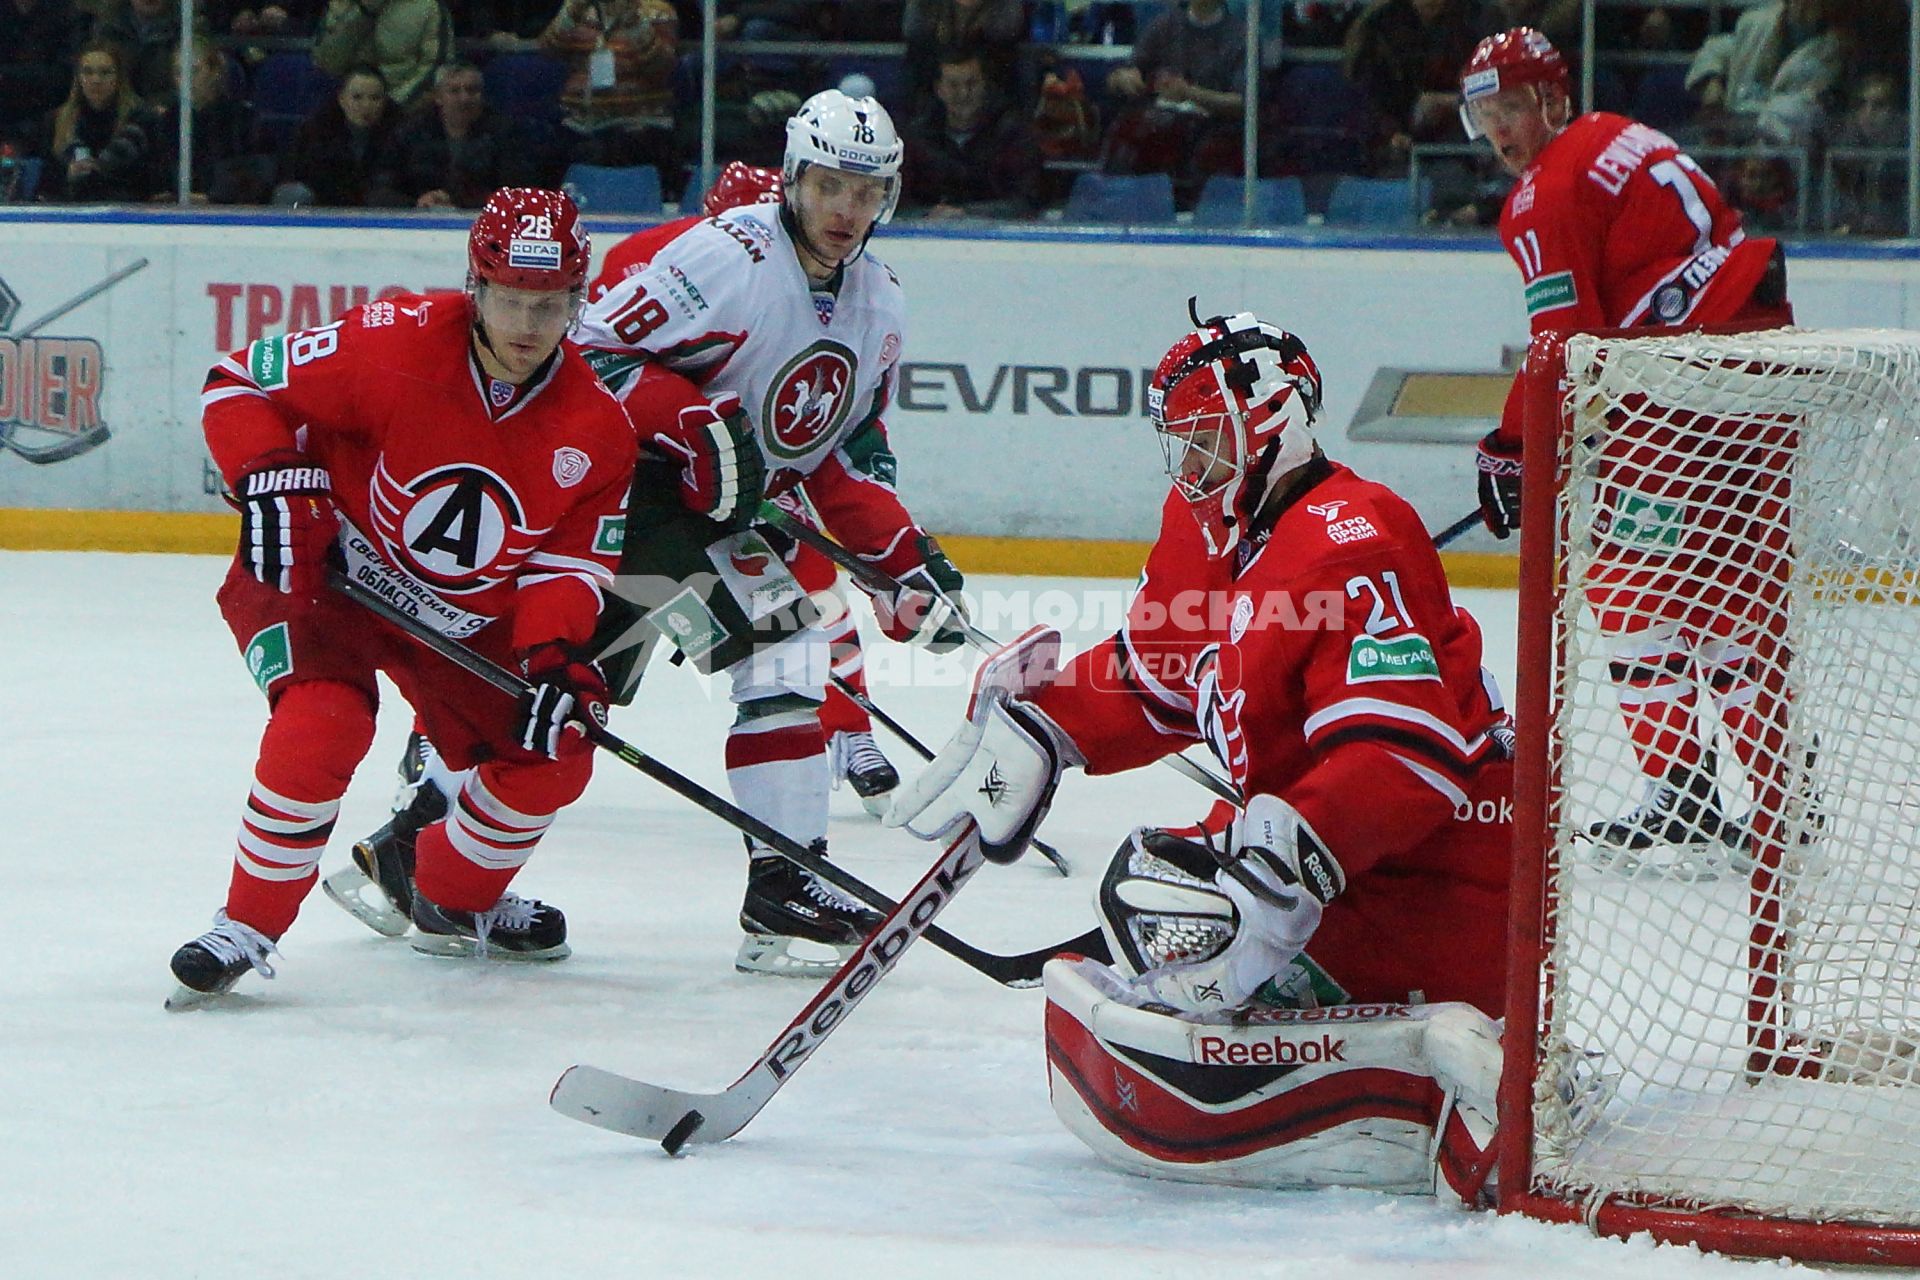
left=660, top=1111, right=704, bottom=1156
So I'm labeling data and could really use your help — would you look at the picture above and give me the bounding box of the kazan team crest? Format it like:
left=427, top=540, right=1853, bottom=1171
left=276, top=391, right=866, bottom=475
left=369, top=460, right=541, bottom=593
left=762, top=339, right=857, bottom=460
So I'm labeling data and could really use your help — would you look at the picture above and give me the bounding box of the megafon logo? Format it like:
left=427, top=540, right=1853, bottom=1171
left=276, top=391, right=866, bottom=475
left=0, top=259, right=145, bottom=464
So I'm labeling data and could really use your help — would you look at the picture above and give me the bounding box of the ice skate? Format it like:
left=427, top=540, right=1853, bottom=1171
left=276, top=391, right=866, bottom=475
left=1583, top=754, right=1744, bottom=878
left=409, top=886, right=570, bottom=960
left=830, top=730, right=899, bottom=817
left=735, top=851, right=884, bottom=977
left=166, top=911, right=280, bottom=1009
left=321, top=781, right=448, bottom=937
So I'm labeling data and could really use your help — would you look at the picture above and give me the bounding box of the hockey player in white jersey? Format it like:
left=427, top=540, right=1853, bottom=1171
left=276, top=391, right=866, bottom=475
left=573, top=90, right=968, bottom=975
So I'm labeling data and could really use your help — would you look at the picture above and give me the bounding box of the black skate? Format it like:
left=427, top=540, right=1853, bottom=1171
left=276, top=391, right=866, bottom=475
left=410, top=886, right=570, bottom=961
left=830, top=730, right=900, bottom=817
left=321, top=782, right=449, bottom=937
left=736, top=849, right=884, bottom=977
left=1584, top=754, right=1743, bottom=879
left=165, top=911, right=280, bottom=1010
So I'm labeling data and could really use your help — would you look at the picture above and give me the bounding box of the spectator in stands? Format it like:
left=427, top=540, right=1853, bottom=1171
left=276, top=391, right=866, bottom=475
left=70, top=43, right=270, bottom=202
left=1344, top=0, right=1481, bottom=170
left=93, top=0, right=204, bottom=98
left=0, top=0, right=87, bottom=146
left=1102, top=0, right=1246, bottom=199
left=1828, top=73, right=1905, bottom=237
left=540, top=0, right=679, bottom=181
left=901, top=48, right=1040, bottom=219
left=903, top=0, right=1024, bottom=111
left=390, top=61, right=531, bottom=207
left=315, top=0, right=453, bottom=109
left=274, top=65, right=405, bottom=206
left=1475, top=0, right=1576, bottom=49
left=35, top=42, right=141, bottom=200
left=1685, top=0, right=1842, bottom=146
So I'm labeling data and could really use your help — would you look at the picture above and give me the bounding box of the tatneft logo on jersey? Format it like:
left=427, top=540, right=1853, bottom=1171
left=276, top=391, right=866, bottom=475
left=508, top=238, right=562, bottom=270
left=369, top=460, right=542, bottom=594
left=764, top=340, right=858, bottom=459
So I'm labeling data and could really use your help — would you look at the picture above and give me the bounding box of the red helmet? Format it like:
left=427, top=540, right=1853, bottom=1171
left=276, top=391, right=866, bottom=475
left=1459, top=27, right=1569, bottom=140
left=702, top=162, right=783, bottom=217
left=468, top=187, right=590, bottom=292
left=1149, top=307, right=1322, bottom=558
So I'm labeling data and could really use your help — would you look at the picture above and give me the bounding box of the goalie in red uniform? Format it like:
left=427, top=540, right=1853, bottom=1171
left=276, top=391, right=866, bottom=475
left=888, top=308, right=1512, bottom=1199
left=167, top=188, right=637, bottom=1005
left=1463, top=28, right=1796, bottom=867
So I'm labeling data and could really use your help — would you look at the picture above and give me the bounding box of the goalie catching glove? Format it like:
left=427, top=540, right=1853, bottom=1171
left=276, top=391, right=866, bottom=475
left=649, top=392, right=766, bottom=531
left=885, top=626, right=1073, bottom=862
left=517, top=642, right=609, bottom=760
left=233, top=450, right=337, bottom=595
left=869, top=532, right=968, bottom=652
left=1104, top=794, right=1345, bottom=1010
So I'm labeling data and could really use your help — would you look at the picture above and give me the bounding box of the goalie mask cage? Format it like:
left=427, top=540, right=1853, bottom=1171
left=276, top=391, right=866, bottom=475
left=1500, top=327, right=1920, bottom=1265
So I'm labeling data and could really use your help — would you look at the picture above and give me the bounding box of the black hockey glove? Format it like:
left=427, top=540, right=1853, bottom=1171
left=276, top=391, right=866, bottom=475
left=233, top=450, right=337, bottom=594
left=1475, top=431, right=1523, bottom=539
left=517, top=642, right=609, bottom=761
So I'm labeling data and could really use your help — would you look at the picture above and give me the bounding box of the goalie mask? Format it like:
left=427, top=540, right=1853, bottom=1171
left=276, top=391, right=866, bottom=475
left=1149, top=306, right=1323, bottom=559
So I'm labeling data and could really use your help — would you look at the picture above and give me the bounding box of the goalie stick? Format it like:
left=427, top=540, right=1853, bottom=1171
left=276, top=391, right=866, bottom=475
left=762, top=507, right=1243, bottom=805
left=551, top=815, right=986, bottom=1151
left=326, top=568, right=1108, bottom=986
left=827, top=671, right=1072, bottom=878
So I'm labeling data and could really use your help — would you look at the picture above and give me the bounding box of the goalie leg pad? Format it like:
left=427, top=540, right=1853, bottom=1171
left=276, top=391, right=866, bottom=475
left=1042, top=956, right=1501, bottom=1198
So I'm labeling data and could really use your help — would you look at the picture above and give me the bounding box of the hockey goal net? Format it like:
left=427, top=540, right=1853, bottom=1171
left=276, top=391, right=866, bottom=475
left=1502, top=327, right=1920, bottom=1264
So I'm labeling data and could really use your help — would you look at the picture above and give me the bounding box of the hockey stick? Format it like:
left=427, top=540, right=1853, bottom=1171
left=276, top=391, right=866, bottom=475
left=763, top=507, right=1241, bottom=806
left=828, top=671, right=1072, bottom=877
left=326, top=568, right=1107, bottom=986
left=551, top=815, right=986, bottom=1151
left=1432, top=509, right=1482, bottom=550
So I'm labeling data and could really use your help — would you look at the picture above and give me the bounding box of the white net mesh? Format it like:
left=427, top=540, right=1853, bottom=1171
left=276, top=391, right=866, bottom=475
left=1533, top=328, right=1920, bottom=1227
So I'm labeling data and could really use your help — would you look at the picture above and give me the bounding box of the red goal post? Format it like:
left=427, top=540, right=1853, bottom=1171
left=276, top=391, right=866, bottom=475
left=1499, top=325, right=1920, bottom=1265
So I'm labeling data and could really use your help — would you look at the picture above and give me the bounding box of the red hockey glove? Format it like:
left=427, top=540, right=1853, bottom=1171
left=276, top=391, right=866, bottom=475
left=517, top=642, right=609, bottom=761
left=1475, top=430, right=1523, bottom=539
left=647, top=393, right=765, bottom=531
left=233, top=450, right=337, bottom=595
left=872, top=532, right=968, bottom=653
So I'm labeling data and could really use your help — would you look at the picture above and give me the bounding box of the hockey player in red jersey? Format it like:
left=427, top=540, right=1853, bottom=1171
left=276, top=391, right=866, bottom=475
left=167, top=188, right=637, bottom=1005
left=1464, top=27, right=1796, bottom=862
left=887, top=309, right=1512, bottom=1198
left=588, top=159, right=903, bottom=812
left=569, top=89, right=963, bottom=977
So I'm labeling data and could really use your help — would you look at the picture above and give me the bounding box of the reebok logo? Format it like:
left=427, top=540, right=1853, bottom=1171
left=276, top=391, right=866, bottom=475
left=1195, top=1033, right=1347, bottom=1066
left=979, top=763, right=1008, bottom=806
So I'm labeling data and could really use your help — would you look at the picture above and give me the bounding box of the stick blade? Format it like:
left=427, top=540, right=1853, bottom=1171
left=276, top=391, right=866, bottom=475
left=551, top=1065, right=698, bottom=1140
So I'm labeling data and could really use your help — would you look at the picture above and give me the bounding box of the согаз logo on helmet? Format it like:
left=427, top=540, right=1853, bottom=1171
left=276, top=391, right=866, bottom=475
left=764, top=341, right=857, bottom=459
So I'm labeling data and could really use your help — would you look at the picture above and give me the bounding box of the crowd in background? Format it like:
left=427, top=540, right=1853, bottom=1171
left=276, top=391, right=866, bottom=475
left=0, top=0, right=1910, bottom=234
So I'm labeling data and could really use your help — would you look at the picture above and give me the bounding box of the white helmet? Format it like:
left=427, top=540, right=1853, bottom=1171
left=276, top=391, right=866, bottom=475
left=784, top=88, right=904, bottom=224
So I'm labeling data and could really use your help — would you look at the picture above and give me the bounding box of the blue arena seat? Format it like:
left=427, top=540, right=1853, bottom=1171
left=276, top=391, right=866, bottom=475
left=563, top=163, right=664, bottom=215
left=1325, top=175, right=1431, bottom=226
left=251, top=52, right=336, bottom=136
left=1194, top=175, right=1307, bottom=227
left=1063, top=172, right=1176, bottom=225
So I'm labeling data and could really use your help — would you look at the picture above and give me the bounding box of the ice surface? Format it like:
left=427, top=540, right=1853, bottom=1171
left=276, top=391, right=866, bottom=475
left=0, top=551, right=1865, bottom=1279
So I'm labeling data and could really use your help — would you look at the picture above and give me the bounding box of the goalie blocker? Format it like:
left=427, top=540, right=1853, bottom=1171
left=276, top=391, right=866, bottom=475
left=1044, top=957, right=1502, bottom=1205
